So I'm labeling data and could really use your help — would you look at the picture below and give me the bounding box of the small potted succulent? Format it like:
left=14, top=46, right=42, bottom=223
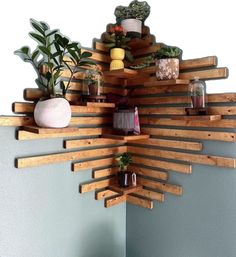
left=102, top=24, right=133, bottom=70
left=114, top=0, right=151, bottom=38
left=83, top=68, right=104, bottom=96
left=189, top=77, right=207, bottom=109
left=154, top=45, right=182, bottom=80
left=116, top=153, right=132, bottom=187
left=14, top=19, right=95, bottom=128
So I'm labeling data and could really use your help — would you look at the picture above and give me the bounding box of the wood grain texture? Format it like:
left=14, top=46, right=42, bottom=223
left=126, top=194, right=153, bottom=209
left=138, top=177, right=183, bottom=196
left=22, top=126, right=79, bottom=134
left=129, top=146, right=236, bottom=168
left=95, top=189, right=118, bottom=200
left=93, top=167, right=119, bottom=178
left=105, top=195, right=126, bottom=208
left=135, top=189, right=165, bottom=202
left=129, top=165, right=168, bottom=180
left=141, top=127, right=236, bottom=142
left=0, top=116, right=34, bottom=126
left=128, top=138, right=203, bottom=151
left=102, top=134, right=150, bottom=141
left=16, top=146, right=127, bottom=168
left=70, top=116, right=112, bottom=126
left=132, top=156, right=191, bottom=174
left=80, top=178, right=116, bottom=193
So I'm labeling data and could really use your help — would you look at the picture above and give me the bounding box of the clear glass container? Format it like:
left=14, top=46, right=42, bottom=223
left=189, top=77, right=207, bottom=108
left=82, top=68, right=104, bottom=96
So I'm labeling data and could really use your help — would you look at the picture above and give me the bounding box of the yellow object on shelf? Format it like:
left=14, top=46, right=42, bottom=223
left=110, top=48, right=125, bottom=70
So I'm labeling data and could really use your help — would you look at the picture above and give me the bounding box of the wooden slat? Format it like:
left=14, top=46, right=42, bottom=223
left=13, top=102, right=114, bottom=114
left=139, top=107, right=185, bottom=115
left=130, top=84, right=189, bottom=96
left=80, top=178, right=115, bottom=193
left=103, top=68, right=139, bottom=79
left=129, top=165, right=168, bottom=180
left=16, top=145, right=127, bottom=168
left=130, top=93, right=236, bottom=105
left=105, top=195, right=126, bottom=208
left=126, top=194, right=153, bottom=209
left=129, top=146, right=236, bottom=168
left=140, top=117, right=236, bottom=129
left=65, top=138, right=125, bottom=149
left=132, top=156, right=191, bottom=174
left=143, top=79, right=189, bottom=87
left=84, top=102, right=115, bottom=108
left=128, top=138, right=203, bottom=151
left=138, top=177, right=183, bottom=196
left=81, top=48, right=110, bottom=63
left=109, top=185, right=142, bottom=195
left=73, top=157, right=117, bottom=172
left=141, top=127, right=236, bottom=142
left=135, top=189, right=165, bottom=202
left=208, top=106, right=236, bottom=115
left=70, top=116, right=112, bottom=126
left=0, top=116, right=34, bottom=126
left=172, top=115, right=222, bottom=121
left=102, top=134, right=150, bottom=141
left=93, top=167, right=119, bottom=178
left=95, top=189, right=118, bottom=200
left=17, top=128, right=112, bottom=140
left=22, top=126, right=78, bottom=134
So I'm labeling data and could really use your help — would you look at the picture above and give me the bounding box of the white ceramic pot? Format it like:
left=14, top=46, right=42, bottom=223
left=34, top=97, right=71, bottom=128
left=121, top=19, right=142, bottom=38
left=156, top=58, right=180, bottom=80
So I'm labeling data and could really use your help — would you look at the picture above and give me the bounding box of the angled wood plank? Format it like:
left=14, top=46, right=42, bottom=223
left=16, top=146, right=127, bottom=168
left=80, top=178, right=116, bottom=193
left=126, top=194, right=153, bottom=209
left=139, top=107, right=185, bottom=115
left=95, top=189, right=118, bottom=200
left=172, top=115, right=222, bottom=121
left=129, top=146, right=236, bottom=168
left=84, top=102, right=115, bottom=108
left=102, top=134, right=150, bottom=141
left=132, top=156, right=191, bottom=174
left=129, top=165, right=168, bottom=180
left=105, top=195, right=126, bottom=208
left=103, top=68, right=139, bottom=79
left=17, top=128, right=112, bottom=140
left=22, top=126, right=79, bottom=134
left=138, top=178, right=183, bottom=196
left=73, top=157, right=118, bottom=172
left=0, top=116, right=34, bottom=126
left=128, top=138, right=203, bottom=151
left=93, top=167, right=119, bottom=179
left=135, top=189, right=165, bottom=202
left=70, top=116, right=112, bottom=126
left=140, top=117, right=236, bottom=129
left=143, top=79, right=189, bottom=87
left=141, top=127, right=236, bottom=142
left=208, top=106, right=236, bottom=115
left=108, top=185, right=142, bottom=195
left=64, top=138, right=125, bottom=149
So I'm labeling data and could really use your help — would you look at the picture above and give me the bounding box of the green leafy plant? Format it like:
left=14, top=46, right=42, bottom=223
left=14, top=18, right=95, bottom=98
left=115, top=0, right=151, bottom=23
left=101, top=25, right=134, bottom=62
left=116, top=153, right=132, bottom=171
left=154, top=45, right=182, bottom=60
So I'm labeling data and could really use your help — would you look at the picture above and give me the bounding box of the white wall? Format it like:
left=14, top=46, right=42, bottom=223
left=1, top=0, right=235, bottom=114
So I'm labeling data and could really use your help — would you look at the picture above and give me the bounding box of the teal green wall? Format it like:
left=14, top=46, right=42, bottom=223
left=126, top=140, right=236, bottom=257
left=0, top=127, right=126, bottom=257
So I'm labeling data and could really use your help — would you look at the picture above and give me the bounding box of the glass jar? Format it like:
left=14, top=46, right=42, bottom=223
left=82, top=68, right=104, bottom=96
left=189, top=77, right=207, bottom=108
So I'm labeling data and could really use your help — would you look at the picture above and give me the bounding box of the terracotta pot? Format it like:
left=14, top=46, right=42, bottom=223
left=34, top=97, right=71, bottom=128
left=156, top=58, right=179, bottom=80
left=110, top=48, right=125, bottom=70
left=121, top=18, right=142, bottom=38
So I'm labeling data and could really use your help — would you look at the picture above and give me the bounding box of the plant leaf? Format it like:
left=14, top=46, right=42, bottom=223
left=38, top=46, right=51, bottom=56
left=29, top=32, right=46, bottom=45
left=30, top=19, right=45, bottom=35
left=46, top=29, right=59, bottom=37
left=32, top=49, right=40, bottom=61
left=81, top=51, right=92, bottom=59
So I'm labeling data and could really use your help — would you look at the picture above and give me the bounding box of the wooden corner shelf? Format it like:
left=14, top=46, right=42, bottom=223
left=81, top=102, right=115, bottom=108
left=22, top=126, right=79, bottom=134
left=108, top=184, right=142, bottom=195
left=102, top=134, right=150, bottom=141
left=144, top=79, right=190, bottom=87
left=171, top=115, right=222, bottom=121
left=103, top=68, right=143, bottom=79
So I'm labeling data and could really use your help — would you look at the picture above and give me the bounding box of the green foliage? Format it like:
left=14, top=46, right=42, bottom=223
left=116, top=153, right=132, bottom=170
left=14, top=18, right=96, bottom=98
left=154, top=45, right=182, bottom=60
left=115, top=0, right=150, bottom=23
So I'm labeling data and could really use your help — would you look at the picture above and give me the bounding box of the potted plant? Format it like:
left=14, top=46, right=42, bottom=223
left=154, top=45, right=182, bottom=80
left=83, top=67, right=104, bottom=96
left=114, top=0, right=151, bottom=38
left=102, top=24, right=133, bottom=70
left=189, top=77, right=207, bottom=109
left=116, top=152, right=133, bottom=187
left=14, top=18, right=95, bottom=128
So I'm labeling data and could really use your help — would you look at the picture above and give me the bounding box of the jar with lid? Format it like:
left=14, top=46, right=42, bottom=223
left=189, top=77, right=207, bottom=108
left=82, top=68, right=104, bottom=96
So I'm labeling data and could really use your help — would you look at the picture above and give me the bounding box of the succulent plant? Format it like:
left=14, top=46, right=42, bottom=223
left=114, top=0, right=151, bottom=23
left=154, top=45, right=182, bottom=60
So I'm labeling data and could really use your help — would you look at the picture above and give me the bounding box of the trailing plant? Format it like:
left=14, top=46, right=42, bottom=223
left=84, top=67, right=104, bottom=86
left=154, top=45, right=182, bottom=60
left=101, top=25, right=134, bottom=62
left=129, top=55, right=154, bottom=69
left=115, top=0, right=151, bottom=23
left=116, top=152, right=132, bottom=171
left=14, top=19, right=95, bottom=98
